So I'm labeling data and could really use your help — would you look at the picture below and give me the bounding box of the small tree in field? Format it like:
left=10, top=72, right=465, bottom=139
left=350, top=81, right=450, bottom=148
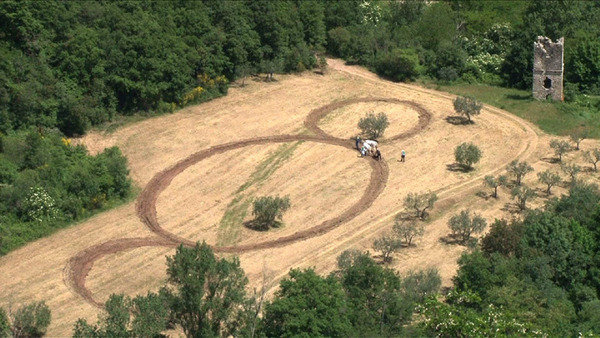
left=511, top=185, right=536, bottom=211
left=537, top=169, right=561, bottom=195
left=358, top=112, right=389, bottom=139
left=583, top=148, right=600, bottom=171
left=454, top=142, right=482, bottom=170
left=393, top=216, right=425, bottom=246
left=403, top=191, right=438, bottom=220
left=372, top=232, right=401, bottom=263
left=483, top=175, right=507, bottom=198
left=251, top=195, right=291, bottom=230
left=447, top=210, right=487, bottom=244
left=561, top=163, right=581, bottom=185
left=235, top=63, right=253, bottom=86
left=453, top=96, right=482, bottom=123
left=317, top=55, right=328, bottom=74
left=569, top=130, right=588, bottom=150
left=550, top=139, right=571, bottom=162
left=506, top=160, right=533, bottom=186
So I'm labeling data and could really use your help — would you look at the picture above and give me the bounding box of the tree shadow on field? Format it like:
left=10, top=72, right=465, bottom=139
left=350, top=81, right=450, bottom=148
left=243, top=219, right=282, bottom=232
left=541, top=156, right=561, bottom=164
left=501, top=202, right=522, bottom=214
left=446, top=163, right=472, bottom=173
left=475, top=190, right=490, bottom=200
left=445, top=116, right=473, bottom=125
left=439, top=234, right=463, bottom=245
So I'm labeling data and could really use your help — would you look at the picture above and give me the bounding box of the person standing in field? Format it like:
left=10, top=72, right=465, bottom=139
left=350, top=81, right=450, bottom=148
left=355, top=136, right=362, bottom=150
left=400, top=149, right=406, bottom=162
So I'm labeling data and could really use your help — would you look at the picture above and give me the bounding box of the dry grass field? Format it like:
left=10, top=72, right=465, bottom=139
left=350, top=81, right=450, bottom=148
left=1, top=59, right=598, bottom=336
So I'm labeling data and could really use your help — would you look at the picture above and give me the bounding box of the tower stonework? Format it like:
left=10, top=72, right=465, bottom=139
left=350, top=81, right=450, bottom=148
left=533, top=36, right=564, bottom=101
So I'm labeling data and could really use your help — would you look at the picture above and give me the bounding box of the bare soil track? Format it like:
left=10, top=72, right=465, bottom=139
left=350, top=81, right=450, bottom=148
left=66, top=97, right=432, bottom=307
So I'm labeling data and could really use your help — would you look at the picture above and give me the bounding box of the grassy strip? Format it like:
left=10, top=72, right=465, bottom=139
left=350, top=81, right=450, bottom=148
left=418, top=80, right=600, bottom=138
left=216, top=142, right=302, bottom=246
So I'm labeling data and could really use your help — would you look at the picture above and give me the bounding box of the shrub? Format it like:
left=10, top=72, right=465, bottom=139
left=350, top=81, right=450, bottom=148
left=583, top=148, right=600, bottom=171
left=393, top=216, right=425, bottom=246
left=358, top=112, right=389, bottom=139
left=251, top=195, right=291, bottom=230
left=454, top=142, right=482, bottom=170
left=437, top=66, right=459, bottom=83
left=511, top=185, right=536, bottom=211
left=483, top=174, right=507, bottom=198
left=403, top=191, right=438, bottom=220
left=448, top=209, right=487, bottom=243
left=0, top=308, right=9, bottom=337
left=537, top=169, right=562, bottom=195
left=481, top=219, right=523, bottom=257
left=550, top=139, right=571, bottom=162
left=11, top=301, right=51, bottom=337
left=506, top=160, right=533, bottom=186
left=453, top=96, right=482, bottom=123
left=372, top=232, right=401, bottom=263
left=374, top=48, right=420, bottom=82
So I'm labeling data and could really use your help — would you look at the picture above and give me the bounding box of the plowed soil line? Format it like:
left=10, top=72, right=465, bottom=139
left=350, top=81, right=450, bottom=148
left=65, top=98, right=432, bottom=307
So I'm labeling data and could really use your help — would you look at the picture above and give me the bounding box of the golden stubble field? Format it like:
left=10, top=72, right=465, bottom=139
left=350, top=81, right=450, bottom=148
left=1, top=59, right=598, bottom=336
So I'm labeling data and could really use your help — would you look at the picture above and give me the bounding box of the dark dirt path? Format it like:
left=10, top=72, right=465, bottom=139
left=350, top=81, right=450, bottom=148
left=65, top=97, right=432, bottom=307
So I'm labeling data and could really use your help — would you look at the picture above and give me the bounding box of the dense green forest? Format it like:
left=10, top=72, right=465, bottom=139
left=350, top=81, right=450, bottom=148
left=2, top=0, right=599, bottom=137
left=0, top=129, right=131, bottom=254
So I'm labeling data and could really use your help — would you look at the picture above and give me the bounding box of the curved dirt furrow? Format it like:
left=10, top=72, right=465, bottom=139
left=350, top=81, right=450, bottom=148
left=64, top=237, right=177, bottom=308
left=67, top=96, right=432, bottom=307
left=304, top=97, right=431, bottom=143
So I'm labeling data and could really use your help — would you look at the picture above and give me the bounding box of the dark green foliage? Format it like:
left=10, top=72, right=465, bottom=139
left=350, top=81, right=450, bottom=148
left=251, top=195, right=290, bottom=230
left=481, top=219, right=523, bottom=257
left=0, top=308, right=9, bottom=337
left=262, top=269, right=352, bottom=337
left=73, top=293, right=169, bottom=338
left=0, top=1, right=325, bottom=135
left=0, top=128, right=131, bottom=255
left=11, top=301, right=51, bottom=338
left=358, top=112, right=389, bottom=139
left=374, top=48, right=420, bottom=82
left=164, top=242, right=250, bottom=337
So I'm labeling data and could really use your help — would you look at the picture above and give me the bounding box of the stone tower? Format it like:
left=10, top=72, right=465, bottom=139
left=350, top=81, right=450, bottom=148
left=533, top=36, right=564, bottom=101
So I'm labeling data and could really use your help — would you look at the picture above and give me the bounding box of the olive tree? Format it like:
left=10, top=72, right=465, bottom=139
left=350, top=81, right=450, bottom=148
left=453, top=96, right=482, bottom=123
left=483, top=174, right=507, bottom=198
left=583, top=148, right=600, bottom=171
left=358, top=112, right=389, bottom=139
left=252, top=195, right=291, bottom=230
left=537, top=169, right=561, bottom=195
left=506, top=160, right=534, bottom=186
left=561, top=163, right=581, bottom=185
left=511, top=185, right=536, bottom=211
left=447, top=210, right=487, bottom=244
left=454, top=142, right=482, bottom=170
left=393, top=216, right=425, bottom=246
left=403, top=191, right=438, bottom=220
left=569, top=130, right=588, bottom=150
left=372, top=232, right=401, bottom=263
left=550, top=139, right=571, bottom=162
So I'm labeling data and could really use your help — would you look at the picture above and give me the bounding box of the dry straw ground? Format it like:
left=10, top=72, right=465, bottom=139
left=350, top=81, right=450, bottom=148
left=0, top=59, right=598, bottom=336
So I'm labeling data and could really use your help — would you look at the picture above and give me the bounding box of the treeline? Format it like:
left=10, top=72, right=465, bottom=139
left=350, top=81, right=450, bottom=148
left=73, top=242, right=441, bottom=337
left=0, top=129, right=131, bottom=255
left=2, top=1, right=599, bottom=137
left=324, top=0, right=600, bottom=97
left=0, top=0, right=325, bottom=136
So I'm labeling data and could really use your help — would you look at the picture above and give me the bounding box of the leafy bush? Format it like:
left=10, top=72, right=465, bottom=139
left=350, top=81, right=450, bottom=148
left=11, top=301, right=51, bottom=337
left=358, top=112, right=389, bottom=139
left=454, top=142, right=482, bottom=170
left=374, top=48, right=420, bottom=82
left=251, top=195, right=291, bottom=230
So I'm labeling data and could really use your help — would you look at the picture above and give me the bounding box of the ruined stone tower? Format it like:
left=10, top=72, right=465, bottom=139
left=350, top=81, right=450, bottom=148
left=533, top=36, right=564, bottom=101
